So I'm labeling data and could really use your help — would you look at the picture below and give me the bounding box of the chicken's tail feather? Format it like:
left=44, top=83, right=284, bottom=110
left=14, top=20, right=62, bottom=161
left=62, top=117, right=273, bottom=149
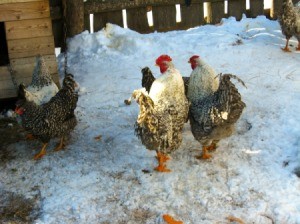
left=216, top=73, right=246, bottom=124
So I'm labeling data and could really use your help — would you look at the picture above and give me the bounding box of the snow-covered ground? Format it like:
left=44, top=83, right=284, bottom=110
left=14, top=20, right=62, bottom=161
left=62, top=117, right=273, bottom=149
left=1, top=15, right=300, bottom=224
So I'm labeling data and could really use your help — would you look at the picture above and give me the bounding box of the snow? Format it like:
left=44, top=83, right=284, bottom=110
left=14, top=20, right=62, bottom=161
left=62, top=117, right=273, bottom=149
left=1, top=15, right=300, bottom=223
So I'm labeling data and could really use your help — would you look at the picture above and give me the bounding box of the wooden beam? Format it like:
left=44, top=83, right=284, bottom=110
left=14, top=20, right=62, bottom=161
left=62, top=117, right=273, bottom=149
left=7, top=36, right=55, bottom=59
left=127, top=7, right=153, bottom=33
left=249, top=0, right=264, bottom=18
left=152, top=5, right=176, bottom=31
left=84, top=0, right=224, bottom=14
left=0, top=66, right=17, bottom=99
left=5, top=18, right=53, bottom=40
left=65, top=0, right=84, bottom=37
left=228, top=0, right=246, bottom=21
left=0, top=0, right=50, bottom=22
left=0, top=0, right=40, bottom=4
left=179, top=3, right=204, bottom=28
left=271, top=0, right=283, bottom=19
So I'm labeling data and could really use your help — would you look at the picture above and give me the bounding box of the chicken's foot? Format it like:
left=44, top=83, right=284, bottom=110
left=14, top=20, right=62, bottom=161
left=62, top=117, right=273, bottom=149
left=282, top=39, right=291, bottom=52
left=296, top=42, right=300, bottom=51
left=34, top=143, right=48, bottom=160
left=155, top=152, right=171, bottom=172
left=54, top=137, right=65, bottom=151
left=26, top=133, right=35, bottom=140
left=196, top=146, right=212, bottom=160
left=163, top=214, right=183, bottom=224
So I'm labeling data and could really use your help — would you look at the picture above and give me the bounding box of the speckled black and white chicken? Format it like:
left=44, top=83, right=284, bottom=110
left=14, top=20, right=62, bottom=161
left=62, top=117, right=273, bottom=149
left=132, top=55, right=189, bottom=172
left=187, top=55, right=246, bottom=159
left=21, top=55, right=59, bottom=105
left=278, top=0, right=300, bottom=52
left=15, top=74, right=78, bottom=160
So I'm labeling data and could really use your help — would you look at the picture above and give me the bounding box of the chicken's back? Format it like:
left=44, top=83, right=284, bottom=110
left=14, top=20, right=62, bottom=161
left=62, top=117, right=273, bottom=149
left=189, top=74, right=245, bottom=144
left=135, top=67, right=188, bottom=154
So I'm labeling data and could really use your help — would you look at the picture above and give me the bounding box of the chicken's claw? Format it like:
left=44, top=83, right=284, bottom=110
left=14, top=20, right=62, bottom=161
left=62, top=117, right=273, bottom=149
left=196, top=146, right=212, bottom=160
left=54, top=137, right=65, bottom=151
left=34, top=143, right=47, bottom=160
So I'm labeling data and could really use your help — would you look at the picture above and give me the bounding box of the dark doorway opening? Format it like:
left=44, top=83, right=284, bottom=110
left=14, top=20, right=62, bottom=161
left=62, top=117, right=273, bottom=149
left=0, top=22, right=9, bottom=66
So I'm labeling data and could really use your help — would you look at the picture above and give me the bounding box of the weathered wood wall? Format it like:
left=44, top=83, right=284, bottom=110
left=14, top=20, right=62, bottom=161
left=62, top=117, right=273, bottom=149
left=0, top=0, right=59, bottom=99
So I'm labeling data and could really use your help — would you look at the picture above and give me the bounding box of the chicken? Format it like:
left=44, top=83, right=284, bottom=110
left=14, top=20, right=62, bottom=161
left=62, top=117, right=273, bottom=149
left=187, top=55, right=246, bottom=159
left=15, top=74, right=78, bottom=160
left=19, top=55, right=59, bottom=105
left=278, top=0, right=300, bottom=52
left=132, top=55, right=189, bottom=172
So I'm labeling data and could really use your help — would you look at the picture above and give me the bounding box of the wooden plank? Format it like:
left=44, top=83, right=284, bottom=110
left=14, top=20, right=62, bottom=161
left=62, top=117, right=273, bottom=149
left=179, top=3, right=204, bottom=29
left=271, top=0, right=283, bottom=19
left=228, top=0, right=246, bottom=21
left=52, top=19, right=63, bottom=47
left=127, top=7, right=153, bottom=33
left=249, top=0, right=264, bottom=18
left=7, top=36, right=55, bottom=59
left=93, top=11, right=123, bottom=32
left=0, top=0, right=50, bottom=22
left=0, top=0, right=40, bottom=4
left=152, top=5, right=176, bottom=31
left=10, top=54, right=58, bottom=77
left=84, top=13, right=90, bottom=33
left=5, top=18, right=53, bottom=40
left=210, top=0, right=225, bottom=24
left=66, top=0, right=84, bottom=37
left=85, top=0, right=204, bottom=14
left=0, top=66, right=16, bottom=99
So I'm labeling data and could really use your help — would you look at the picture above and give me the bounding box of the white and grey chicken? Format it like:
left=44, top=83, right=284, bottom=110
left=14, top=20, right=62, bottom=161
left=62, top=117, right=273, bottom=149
left=133, top=55, right=189, bottom=172
left=20, top=55, right=59, bottom=105
left=187, top=55, right=246, bottom=159
left=278, top=0, right=300, bottom=52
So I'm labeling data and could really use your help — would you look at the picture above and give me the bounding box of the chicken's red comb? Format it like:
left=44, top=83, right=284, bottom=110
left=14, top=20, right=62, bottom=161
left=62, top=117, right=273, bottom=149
left=156, top=55, right=172, bottom=65
left=189, top=55, right=200, bottom=63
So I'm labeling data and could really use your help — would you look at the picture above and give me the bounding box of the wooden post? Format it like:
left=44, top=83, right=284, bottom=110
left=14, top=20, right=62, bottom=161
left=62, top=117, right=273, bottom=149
left=65, top=0, right=84, bottom=38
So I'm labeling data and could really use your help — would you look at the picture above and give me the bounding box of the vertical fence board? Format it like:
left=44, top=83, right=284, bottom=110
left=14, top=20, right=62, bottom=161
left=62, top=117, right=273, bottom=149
left=84, top=13, right=90, bottom=32
left=152, top=5, right=176, bottom=31
left=93, top=10, right=123, bottom=32
left=210, top=1, right=225, bottom=24
left=228, top=0, right=246, bottom=21
left=249, top=0, right=264, bottom=18
left=271, top=0, right=282, bottom=19
left=180, top=3, right=204, bottom=28
left=127, top=7, right=152, bottom=33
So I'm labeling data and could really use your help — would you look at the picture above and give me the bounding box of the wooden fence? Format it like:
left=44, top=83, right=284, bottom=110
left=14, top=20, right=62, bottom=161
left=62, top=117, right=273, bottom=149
left=49, top=0, right=294, bottom=48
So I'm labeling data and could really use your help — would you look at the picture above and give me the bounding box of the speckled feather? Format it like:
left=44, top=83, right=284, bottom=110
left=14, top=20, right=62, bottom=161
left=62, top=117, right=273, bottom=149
left=278, top=0, right=300, bottom=41
left=17, top=74, right=78, bottom=143
left=134, top=63, right=189, bottom=154
left=189, top=74, right=246, bottom=145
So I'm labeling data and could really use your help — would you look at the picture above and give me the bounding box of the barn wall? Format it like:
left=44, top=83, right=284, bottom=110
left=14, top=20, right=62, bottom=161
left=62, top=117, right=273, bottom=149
left=0, top=0, right=59, bottom=99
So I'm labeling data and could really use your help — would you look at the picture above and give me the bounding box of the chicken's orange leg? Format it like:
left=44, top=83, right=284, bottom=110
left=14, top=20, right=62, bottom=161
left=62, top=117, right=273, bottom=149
left=282, top=38, right=291, bottom=52
left=155, top=151, right=171, bottom=172
left=54, top=137, right=65, bottom=151
left=34, top=143, right=48, bottom=160
left=163, top=214, right=183, bottom=224
left=296, top=41, right=300, bottom=51
left=195, top=146, right=212, bottom=160
left=26, top=133, right=35, bottom=140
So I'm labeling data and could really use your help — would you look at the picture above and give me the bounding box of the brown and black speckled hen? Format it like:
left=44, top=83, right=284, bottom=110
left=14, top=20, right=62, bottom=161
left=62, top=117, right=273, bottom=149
left=187, top=55, right=246, bottom=159
left=15, top=74, right=79, bottom=160
left=133, top=55, right=189, bottom=172
left=278, top=0, right=300, bottom=52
